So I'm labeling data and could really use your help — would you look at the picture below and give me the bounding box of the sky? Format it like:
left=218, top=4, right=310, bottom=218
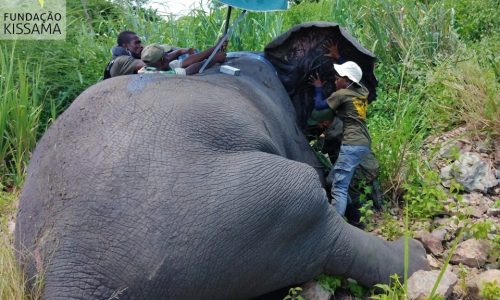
left=147, top=0, right=210, bottom=17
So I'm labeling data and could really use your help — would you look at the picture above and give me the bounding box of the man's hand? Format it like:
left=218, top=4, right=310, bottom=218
left=323, top=39, right=340, bottom=60
left=217, top=37, right=229, bottom=52
left=309, top=72, right=324, bottom=88
left=181, top=48, right=196, bottom=55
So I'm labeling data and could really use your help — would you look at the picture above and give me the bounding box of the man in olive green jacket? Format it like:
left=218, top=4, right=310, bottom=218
left=309, top=61, right=373, bottom=216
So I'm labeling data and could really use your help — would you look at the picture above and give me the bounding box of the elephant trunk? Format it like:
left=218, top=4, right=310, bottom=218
left=324, top=223, right=429, bottom=286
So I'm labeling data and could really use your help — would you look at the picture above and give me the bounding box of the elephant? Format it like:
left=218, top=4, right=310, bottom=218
left=15, top=52, right=429, bottom=299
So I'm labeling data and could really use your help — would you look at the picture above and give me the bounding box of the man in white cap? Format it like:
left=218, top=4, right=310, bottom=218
left=309, top=61, right=372, bottom=216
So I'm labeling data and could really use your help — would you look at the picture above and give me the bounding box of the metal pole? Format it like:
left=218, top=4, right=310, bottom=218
left=224, top=6, right=232, bottom=35
left=198, top=10, right=247, bottom=74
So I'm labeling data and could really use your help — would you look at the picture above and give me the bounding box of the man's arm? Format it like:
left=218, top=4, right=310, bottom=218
left=133, top=59, right=146, bottom=72
left=323, top=40, right=345, bottom=63
left=309, top=72, right=330, bottom=110
left=166, top=48, right=195, bottom=61
left=326, top=91, right=343, bottom=111
left=313, top=87, right=330, bottom=110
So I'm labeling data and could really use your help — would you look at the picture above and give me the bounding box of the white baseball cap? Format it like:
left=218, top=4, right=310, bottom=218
left=333, top=61, right=363, bottom=83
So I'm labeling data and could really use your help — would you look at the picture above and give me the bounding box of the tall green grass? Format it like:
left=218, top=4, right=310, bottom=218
left=0, top=46, right=43, bottom=188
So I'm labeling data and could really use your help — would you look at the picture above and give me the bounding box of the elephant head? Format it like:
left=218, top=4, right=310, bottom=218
left=15, top=50, right=427, bottom=299
left=265, top=21, right=379, bottom=130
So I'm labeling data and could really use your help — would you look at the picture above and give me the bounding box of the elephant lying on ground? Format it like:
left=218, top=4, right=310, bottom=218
left=15, top=55, right=428, bottom=299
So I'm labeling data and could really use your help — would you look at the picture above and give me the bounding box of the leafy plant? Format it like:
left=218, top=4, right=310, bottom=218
left=359, top=200, right=375, bottom=231
left=370, top=274, right=405, bottom=299
left=466, top=220, right=495, bottom=240
left=403, top=169, right=446, bottom=219
left=380, top=213, right=404, bottom=241
left=480, top=281, right=500, bottom=300
left=347, top=278, right=368, bottom=298
left=457, top=264, right=468, bottom=294
left=283, top=287, right=304, bottom=300
left=315, top=274, right=342, bottom=294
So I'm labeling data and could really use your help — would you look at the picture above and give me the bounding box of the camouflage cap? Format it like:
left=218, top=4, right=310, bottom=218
left=141, top=44, right=165, bottom=64
left=307, top=109, right=334, bottom=126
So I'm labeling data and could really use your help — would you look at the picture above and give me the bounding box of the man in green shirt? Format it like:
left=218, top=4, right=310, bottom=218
left=309, top=61, right=372, bottom=216
left=103, top=31, right=146, bottom=79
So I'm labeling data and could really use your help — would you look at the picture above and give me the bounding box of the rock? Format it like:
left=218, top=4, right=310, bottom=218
left=300, top=281, right=331, bottom=300
left=439, top=140, right=466, bottom=159
left=458, top=206, right=487, bottom=218
left=440, top=164, right=453, bottom=187
left=451, top=239, right=491, bottom=268
left=431, top=228, right=448, bottom=241
left=416, top=231, right=444, bottom=256
left=487, top=207, right=500, bottom=217
left=440, top=152, right=498, bottom=193
left=485, top=262, right=500, bottom=270
left=461, top=192, right=487, bottom=206
left=427, top=254, right=442, bottom=268
left=467, top=269, right=500, bottom=299
left=407, top=269, right=458, bottom=300
left=477, top=141, right=493, bottom=154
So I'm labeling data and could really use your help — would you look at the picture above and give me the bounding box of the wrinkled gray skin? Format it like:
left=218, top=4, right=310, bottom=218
left=15, top=56, right=428, bottom=299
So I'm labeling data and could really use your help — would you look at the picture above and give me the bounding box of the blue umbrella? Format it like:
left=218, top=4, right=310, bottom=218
left=199, top=0, right=288, bottom=73
left=217, top=0, right=288, bottom=11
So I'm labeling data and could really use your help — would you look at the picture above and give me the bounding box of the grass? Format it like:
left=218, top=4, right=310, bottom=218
left=0, top=191, right=24, bottom=300
left=0, top=46, right=43, bottom=188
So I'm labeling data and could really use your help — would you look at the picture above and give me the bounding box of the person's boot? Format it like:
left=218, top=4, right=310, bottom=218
left=371, top=179, right=383, bottom=210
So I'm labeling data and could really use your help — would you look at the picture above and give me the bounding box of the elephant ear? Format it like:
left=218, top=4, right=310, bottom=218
left=264, top=22, right=378, bottom=130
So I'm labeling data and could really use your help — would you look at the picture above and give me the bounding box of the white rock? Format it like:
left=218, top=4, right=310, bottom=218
left=442, top=152, right=499, bottom=193
left=431, top=228, right=448, bottom=241
left=487, top=207, right=500, bottom=217
left=300, top=281, right=331, bottom=300
left=408, top=269, right=458, bottom=300
left=451, top=239, right=490, bottom=268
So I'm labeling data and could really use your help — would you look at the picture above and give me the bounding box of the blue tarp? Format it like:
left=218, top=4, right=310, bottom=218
left=217, top=0, right=288, bottom=11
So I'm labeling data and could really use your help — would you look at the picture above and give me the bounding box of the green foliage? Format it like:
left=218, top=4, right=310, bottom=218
left=480, top=281, right=500, bottom=300
left=283, top=287, right=304, bottom=300
left=424, top=47, right=500, bottom=136
left=403, top=169, right=446, bottom=219
left=445, top=0, right=500, bottom=42
left=0, top=191, right=16, bottom=224
left=347, top=279, right=368, bottom=298
left=466, top=220, right=495, bottom=240
left=370, top=274, right=405, bottom=299
left=359, top=200, right=375, bottom=231
left=315, top=274, right=342, bottom=294
left=457, top=264, right=468, bottom=293
left=0, top=46, right=43, bottom=188
left=379, top=213, right=404, bottom=241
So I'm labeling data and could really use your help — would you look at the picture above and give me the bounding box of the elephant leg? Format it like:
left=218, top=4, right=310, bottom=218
left=323, top=225, right=429, bottom=286
left=210, top=152, right=428, bottom=296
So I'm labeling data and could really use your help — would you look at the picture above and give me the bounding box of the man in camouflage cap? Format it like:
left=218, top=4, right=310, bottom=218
left=139, top=43, right=226, bottom=76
